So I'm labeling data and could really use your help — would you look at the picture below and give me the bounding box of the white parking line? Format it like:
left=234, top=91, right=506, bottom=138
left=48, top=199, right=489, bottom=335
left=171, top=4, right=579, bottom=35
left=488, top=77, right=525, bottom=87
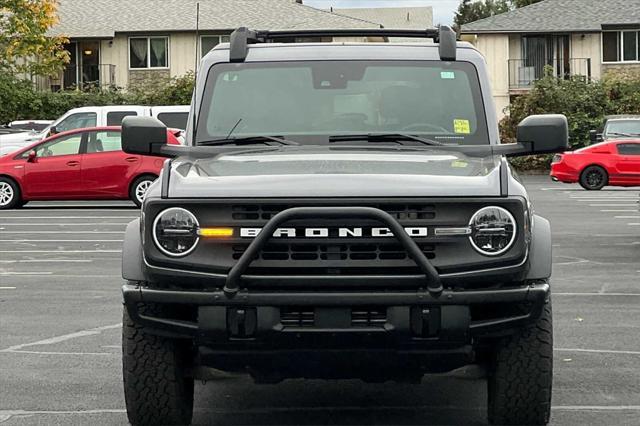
left=0, top=250, right=121, bottom=253
left=2, top=350, right=115, bottom=356
left=0, top=239, right=124, bottom=242
left=600, top=209, right=637, bottom=212
left=589, top=204, right=637, bottom=207
left=0, top=272, right=52, bottom=276
left=555, top=348, right=640, bottom=356
left=0, top=287, right=16, bottom=290
left=555, top=292, right=640, bottom=296
left=0, top=323, right=121, bottom=353
left=614, top=216, right=640, bottom=219
left=0, top=231, right=124, bottom=234
left=0, top=216, right=137, bottom=219
left=0, top=223, right=130, bottom=226
left=0, top=260, right=93, bottom=263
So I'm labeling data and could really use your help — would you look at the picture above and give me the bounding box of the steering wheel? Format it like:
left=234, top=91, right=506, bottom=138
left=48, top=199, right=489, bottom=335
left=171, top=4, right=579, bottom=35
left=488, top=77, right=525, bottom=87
left=401, top=123, right=450, bottom=133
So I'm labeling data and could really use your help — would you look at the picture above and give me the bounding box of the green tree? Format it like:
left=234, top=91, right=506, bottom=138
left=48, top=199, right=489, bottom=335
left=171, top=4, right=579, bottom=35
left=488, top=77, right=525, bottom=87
left=511, top=0, right=544, bottom=7
left=454, top=0, right=510, bottom=30
left=0, top=0, right=69, bottom=76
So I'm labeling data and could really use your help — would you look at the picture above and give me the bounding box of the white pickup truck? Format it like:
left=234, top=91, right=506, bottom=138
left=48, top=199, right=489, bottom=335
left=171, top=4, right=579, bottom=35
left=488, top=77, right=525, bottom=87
left=0, top=105, right=188, bottom=155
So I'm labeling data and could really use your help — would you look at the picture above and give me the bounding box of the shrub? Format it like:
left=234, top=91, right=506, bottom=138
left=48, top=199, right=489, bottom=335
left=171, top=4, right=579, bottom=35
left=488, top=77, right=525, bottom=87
left=501, top=66, right=640, bottom=171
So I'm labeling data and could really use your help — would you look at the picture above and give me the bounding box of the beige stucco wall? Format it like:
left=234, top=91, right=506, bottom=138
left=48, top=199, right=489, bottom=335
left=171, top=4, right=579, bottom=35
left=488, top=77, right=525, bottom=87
left=475, top=34, right=510, bottom=118
left=101, top=34, right=129, bottom=88
left=170, top=33, right=198, bottom=78
left=570, top=33, right=601, bottom=80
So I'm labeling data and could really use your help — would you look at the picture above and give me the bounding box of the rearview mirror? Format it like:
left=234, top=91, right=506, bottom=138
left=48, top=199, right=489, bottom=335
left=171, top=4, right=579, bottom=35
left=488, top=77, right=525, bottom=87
left=122, top=116, right=168, bottom=156
left=516, top=114, right=569, bottom=155
left=27, top=150, right=37, bottom=163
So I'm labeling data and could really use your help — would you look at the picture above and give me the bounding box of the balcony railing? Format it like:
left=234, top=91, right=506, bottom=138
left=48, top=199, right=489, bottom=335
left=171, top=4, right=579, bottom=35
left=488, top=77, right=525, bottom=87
left=61, top=64, right=117, bottom=90
left=508, top=58, right=591, bottom=90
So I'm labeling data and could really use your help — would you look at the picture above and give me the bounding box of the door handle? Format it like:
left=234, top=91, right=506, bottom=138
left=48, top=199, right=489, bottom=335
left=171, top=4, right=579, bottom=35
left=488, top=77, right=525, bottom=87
left=66, top=161, right=80, bottom=166
left=125, top=157, right=139, bottom=163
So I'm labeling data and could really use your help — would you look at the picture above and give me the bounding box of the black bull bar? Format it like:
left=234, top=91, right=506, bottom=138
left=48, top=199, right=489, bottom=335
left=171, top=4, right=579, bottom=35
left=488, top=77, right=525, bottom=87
left=223, top=206, right=443, bottom=297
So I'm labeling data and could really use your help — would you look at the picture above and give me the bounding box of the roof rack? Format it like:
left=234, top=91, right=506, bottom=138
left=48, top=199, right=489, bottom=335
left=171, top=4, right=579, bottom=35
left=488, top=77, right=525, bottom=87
left=229, top=26, right=458, bottom=63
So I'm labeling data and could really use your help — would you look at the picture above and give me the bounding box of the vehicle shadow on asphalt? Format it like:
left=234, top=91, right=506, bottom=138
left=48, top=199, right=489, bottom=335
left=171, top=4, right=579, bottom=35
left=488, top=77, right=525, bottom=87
left=193, top=372, right=488, bottom=425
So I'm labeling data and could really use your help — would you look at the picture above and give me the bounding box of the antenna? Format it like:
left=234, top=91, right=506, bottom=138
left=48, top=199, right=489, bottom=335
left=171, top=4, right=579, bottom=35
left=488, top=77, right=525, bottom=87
left=192, top=2, right=200, bottom=144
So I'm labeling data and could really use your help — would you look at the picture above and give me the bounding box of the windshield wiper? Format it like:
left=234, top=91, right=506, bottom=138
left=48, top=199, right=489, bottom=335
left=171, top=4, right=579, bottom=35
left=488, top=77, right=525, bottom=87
left=198, top=135, right=299, bottom=146
left=607, top=132, right=640, bottom=138
left=329, top=133, right=447, bottom=146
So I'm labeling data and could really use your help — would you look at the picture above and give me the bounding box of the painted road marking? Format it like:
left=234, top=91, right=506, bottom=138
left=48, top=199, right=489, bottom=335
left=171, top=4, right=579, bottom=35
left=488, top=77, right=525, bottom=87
left=600, top=209, right=637, bottom=212
left=0, top=216, right=137, bottom=219
left=589, top=204, right=637, bottom=207
left=0, top=239, right=124, bottom=242
left=0, top=272, right=52, bottom=276
left=0, top=287, right=16, bottom=290
left=0, top=231, right=124, bottom=234
left=0, top=323, right=121, bottom=353
left=0, top=260, right=93, bottom=263
left=555, top=292, right=640, bottom=296
left=555, top=348, right=640, bottom=356
left=0, top=250, right=121, bottom=253
left=2, top=350, right=114, bottom=356
left=614, top=216, right=640, bottom=219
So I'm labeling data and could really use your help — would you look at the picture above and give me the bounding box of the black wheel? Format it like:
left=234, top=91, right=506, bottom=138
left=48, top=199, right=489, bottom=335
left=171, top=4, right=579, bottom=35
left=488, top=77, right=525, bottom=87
left=579, top=166, right=608, bottom=190
left=0, top=177, right=21, bottom=210
left=122, top=305, right=194, bottom=426
left=130, top=175, right=157, bottom=207
left=487, top=301, right=553, bottom=425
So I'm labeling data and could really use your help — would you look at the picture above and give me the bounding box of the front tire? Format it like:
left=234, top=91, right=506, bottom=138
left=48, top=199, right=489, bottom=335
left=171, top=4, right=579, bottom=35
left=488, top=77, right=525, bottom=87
left=122, top=305, right=194, bottom=425
left=579, top=166, right=608, bottom=190
left=0, top=177, right=21, bottom=210
left=487, top=302, right=553, bottom=425
left=130, top=175, right=157, bottom=207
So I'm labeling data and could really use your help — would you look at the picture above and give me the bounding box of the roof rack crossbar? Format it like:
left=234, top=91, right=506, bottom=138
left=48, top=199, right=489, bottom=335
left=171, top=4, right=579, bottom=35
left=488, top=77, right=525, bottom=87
left=229, top=26, right=458, bottom=63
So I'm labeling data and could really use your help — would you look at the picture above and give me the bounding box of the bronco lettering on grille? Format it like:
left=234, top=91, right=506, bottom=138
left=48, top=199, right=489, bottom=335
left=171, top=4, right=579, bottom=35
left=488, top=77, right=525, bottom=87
left=239, top=227, right=428, bottom=238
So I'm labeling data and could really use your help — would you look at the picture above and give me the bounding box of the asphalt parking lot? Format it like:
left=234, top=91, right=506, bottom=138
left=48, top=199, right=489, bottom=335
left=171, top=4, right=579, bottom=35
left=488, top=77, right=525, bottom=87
left=0, top=175, right=638, bottom=426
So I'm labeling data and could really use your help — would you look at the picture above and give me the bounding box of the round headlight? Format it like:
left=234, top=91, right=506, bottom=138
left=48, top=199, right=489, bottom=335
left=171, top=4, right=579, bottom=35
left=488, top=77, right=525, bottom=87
left=468, top=206, right=517, bottom=256
left=152, top=207, right=199, bottom=257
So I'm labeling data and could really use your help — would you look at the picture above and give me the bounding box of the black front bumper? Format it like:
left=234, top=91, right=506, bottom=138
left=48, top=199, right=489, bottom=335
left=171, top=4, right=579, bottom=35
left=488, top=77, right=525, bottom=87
left=123, top=282, right=550, bottom=343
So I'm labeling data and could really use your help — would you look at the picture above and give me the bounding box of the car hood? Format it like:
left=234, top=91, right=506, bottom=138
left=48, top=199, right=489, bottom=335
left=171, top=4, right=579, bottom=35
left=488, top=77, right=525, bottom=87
left=166, top=148, right=504, bottom=198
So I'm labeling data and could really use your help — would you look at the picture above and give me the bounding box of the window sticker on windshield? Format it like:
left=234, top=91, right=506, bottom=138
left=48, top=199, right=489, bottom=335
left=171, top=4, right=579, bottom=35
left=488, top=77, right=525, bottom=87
left=454, top=119, right=471, bottom=134
left=441, top=71, right=455, bottom=79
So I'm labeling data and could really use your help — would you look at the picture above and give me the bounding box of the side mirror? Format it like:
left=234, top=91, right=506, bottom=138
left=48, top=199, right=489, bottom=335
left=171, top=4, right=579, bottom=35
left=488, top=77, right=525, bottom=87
left=122, top=116, right=168, bottom=156
left=589, top=130, right=603, bottom=143
left=516, top=114, right=569, bottom=155
left=27, top=150, right=37, bottom=163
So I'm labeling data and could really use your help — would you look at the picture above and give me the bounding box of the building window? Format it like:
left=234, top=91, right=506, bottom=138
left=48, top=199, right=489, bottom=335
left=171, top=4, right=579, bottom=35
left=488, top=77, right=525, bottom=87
left=603, top=31, right=640, bottom=63
left=129, top=37, right=169, bottom=69
left=201, top=35, right=230, bottom=58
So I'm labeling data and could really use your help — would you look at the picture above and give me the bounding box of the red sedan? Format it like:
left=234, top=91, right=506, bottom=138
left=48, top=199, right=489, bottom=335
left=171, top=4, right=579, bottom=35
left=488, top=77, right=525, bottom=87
left=0, top=126, right=178, bottom=209
left=550, top=140, right=640, bottom=190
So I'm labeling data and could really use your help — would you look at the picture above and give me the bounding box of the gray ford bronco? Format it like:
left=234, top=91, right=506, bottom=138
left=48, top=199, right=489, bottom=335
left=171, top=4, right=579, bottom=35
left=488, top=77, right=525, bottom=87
left=120, top=27, right=568, bottom=426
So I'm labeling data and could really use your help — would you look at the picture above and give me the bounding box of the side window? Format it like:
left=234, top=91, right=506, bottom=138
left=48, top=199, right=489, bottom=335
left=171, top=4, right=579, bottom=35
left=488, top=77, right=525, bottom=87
left=56, top=113, right=97, bottom=133
left=618, top=143, right=640, bottom=155
left=34, top=134, right=83, bottom=157
left=106, top=111, right=138, bottom=126
left=86, top=131, right=122, bottom=153
left=156, top=112, right=188, bottom=129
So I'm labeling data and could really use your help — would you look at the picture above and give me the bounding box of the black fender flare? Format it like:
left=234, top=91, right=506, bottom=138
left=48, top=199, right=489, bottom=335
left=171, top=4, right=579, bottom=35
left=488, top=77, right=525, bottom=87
left=526, top=214, right=552, bottom=280
left=122, top=218, right=147, bottom=282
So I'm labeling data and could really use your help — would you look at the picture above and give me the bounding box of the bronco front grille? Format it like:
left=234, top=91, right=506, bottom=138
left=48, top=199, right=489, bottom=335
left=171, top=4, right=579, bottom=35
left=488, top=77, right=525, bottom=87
left=231, top=242, right=436, bottom=261
left=231, top=203, right=436, bottom=221
left=351, top=308, right=387, bottom=327
left=280, top=308, right=315, bottom=327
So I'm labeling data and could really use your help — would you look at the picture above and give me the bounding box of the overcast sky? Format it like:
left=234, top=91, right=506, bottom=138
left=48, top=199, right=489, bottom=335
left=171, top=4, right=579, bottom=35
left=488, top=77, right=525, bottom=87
left=303, top=0, right=459, bottom=25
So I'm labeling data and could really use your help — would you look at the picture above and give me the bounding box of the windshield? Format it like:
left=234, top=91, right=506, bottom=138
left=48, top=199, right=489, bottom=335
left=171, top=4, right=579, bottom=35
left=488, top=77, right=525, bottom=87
left=197, top=60, right=489, bottom=145
left=604, top=120, right=640, bottom=138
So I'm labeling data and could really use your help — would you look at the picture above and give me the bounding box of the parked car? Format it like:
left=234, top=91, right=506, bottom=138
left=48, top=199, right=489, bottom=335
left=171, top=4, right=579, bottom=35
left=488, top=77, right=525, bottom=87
left=5, top=120, right=54, bottom=132
left=550, top=139, right=640, bottom=190
left=0, top=105, right=189, bottom=150
left=589, top=115, right=640, bottom=143
left=0, top=126, right=180, bottom=209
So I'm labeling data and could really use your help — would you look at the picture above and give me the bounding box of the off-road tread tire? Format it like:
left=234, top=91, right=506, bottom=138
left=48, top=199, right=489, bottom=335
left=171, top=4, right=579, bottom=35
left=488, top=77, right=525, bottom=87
left=488, top=302, right=553, bottom=426
left=579, top=165, right=608, bottom=191
left=122, top=304, right=194, bottom=426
